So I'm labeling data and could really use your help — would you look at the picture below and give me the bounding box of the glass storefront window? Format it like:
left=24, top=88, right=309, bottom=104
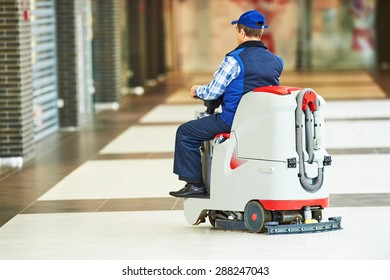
left=311, top=0, right=376, bottom=70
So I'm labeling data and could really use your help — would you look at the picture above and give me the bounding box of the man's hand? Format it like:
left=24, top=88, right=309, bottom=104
left=190, top=85, right=200, bottom=99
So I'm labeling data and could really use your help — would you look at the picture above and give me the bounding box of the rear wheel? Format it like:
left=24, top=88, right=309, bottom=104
left=244, top=201, right=266, bottom=233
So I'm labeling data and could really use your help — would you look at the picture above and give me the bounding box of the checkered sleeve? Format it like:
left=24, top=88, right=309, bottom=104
left=195, top=56, right=240, bottom=100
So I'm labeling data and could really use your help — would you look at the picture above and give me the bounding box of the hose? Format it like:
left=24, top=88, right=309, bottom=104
left=295, top=88, right=324, bottom=193
left=305, top=107, right=314, bottom=164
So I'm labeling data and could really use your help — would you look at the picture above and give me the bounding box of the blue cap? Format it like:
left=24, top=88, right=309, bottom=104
left=231, top=10, right=268, bottom=29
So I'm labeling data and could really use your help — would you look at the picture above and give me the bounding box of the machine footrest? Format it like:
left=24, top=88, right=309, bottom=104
left=215, top=219, right=247, bottom=231
left=265, top=217, right=342, bottom=235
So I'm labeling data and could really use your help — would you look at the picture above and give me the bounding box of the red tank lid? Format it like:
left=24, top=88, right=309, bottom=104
left=253, top=85, right=302, bottom=95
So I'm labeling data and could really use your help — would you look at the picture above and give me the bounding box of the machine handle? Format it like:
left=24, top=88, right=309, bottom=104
left=194, top=95, right=223, bottom=114
left=204, top=98, right=223, bottom=114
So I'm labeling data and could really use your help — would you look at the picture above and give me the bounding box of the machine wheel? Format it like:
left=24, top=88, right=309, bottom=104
left=244, top=201, right=266, bottom=233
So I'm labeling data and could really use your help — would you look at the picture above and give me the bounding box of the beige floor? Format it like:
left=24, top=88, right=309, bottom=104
left=0, top=71, right=389, bottom=279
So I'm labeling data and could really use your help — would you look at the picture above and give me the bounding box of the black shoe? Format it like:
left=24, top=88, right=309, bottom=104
left=169, top=182, right=209, bottom=198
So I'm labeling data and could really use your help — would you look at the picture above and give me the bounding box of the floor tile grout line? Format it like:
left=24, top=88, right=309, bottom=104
left=171, top=198, right=181, bottom=210
left=19, top=198, right=44, bottom=215
left=95, top=199, right=109, bottom=212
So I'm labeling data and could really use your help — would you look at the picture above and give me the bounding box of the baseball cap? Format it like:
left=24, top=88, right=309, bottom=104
left=231, top=10, right=268, bottom=29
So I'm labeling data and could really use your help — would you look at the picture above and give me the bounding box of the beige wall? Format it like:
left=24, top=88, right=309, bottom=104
left=171, top=0, right=299, bottom=72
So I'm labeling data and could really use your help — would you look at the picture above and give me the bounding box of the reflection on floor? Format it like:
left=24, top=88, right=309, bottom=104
left=0, top=71, right=389, bottom=260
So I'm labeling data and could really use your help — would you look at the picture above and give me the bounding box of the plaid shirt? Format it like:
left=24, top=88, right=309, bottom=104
left=195, top=56, right=241, bottom=100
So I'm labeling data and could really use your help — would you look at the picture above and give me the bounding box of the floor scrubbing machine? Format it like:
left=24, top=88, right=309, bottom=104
left=184, top=85, right=342, bottom=234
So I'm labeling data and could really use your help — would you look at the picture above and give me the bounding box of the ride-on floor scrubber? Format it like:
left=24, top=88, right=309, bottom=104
left=183, top=85, right=342, bottom=234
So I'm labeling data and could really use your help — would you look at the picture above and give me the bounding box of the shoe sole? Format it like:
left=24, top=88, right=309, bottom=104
left=169, top=193, right=209, bottom=199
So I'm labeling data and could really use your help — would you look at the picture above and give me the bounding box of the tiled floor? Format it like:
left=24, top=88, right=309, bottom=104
left=0, top=71, right=390, bottom=260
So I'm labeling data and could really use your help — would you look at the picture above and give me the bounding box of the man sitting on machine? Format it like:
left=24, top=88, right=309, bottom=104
left=169, top=10, right=284, bottom=198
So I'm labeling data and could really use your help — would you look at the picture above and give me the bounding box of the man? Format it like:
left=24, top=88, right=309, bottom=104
left=169, top=10, right=284, bottom=198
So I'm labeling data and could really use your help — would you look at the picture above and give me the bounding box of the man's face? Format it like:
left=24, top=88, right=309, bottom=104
left=236, top=26, right=245, bottom=44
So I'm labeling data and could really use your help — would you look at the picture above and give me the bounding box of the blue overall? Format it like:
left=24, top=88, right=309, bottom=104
left=173, top=41, right=284, bottom=184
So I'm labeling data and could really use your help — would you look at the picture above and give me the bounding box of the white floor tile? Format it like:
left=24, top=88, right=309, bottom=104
left=140, top=104, right=205, bottom=123
left=38, top=159, right=177, bottom=200
left=102, top=107, right=390, bottom=154
left=99, top=125, right=178, bottom=154
left=327, top=154, right=390, bottom=194
left=38, top=153, right=390, bottom=202
left=325, top=120, right=390, bottom=148
left=141, top=100, right=390, bottom=124
left=0, top=207, right=388, bottom=260
left=325, top=100, right=390, bottom=120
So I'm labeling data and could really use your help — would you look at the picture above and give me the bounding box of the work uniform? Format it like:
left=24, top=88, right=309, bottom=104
left=173, top=40, right=284, bottom=185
